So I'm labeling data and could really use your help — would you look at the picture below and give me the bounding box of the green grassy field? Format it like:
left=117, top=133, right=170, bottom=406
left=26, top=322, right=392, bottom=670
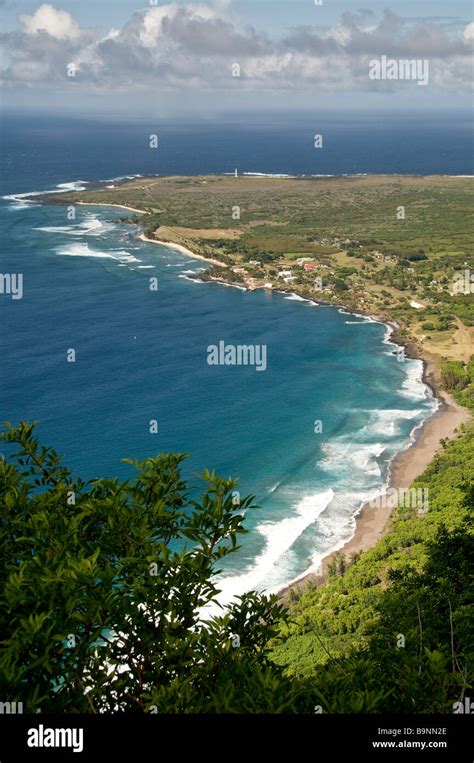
left=39, top=174, right=474, bottom=254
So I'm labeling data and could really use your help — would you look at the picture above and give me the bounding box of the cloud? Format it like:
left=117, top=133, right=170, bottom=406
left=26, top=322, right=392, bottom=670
left=464, top=22, right=474, bottom=42
left=1, top=3, right=472, bottom=93
left=18, top=3, right=81, bottom=41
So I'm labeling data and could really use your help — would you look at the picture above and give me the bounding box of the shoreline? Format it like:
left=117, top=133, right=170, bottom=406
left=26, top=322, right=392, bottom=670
left=128, top=236, right=470, bottom=602
left=189, top=274, right=471, bottom=601
left=278, top=385, right=470, bottom=602
left=77, top=201, right=146, bottom=215
left=138, top=233, right=227, bottom=267
left=72, top=204, right=228, bottom=268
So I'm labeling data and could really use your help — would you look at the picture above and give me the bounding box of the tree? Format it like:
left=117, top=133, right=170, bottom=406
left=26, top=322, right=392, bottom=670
left=441, top=361, right=470, bottom=392
left=333, top=278, right=348, bottom=293
left=0, top=423, right=307, bottom=713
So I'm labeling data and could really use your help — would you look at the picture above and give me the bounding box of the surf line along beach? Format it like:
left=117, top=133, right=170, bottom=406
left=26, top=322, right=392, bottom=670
left=279, top=359, right=470, bottom=601
left=139, top=233, right=227, bottom=267
left=74, top=200, right=227, bottom=266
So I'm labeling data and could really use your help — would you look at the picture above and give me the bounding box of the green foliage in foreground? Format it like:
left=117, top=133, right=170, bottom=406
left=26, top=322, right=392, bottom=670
left=1, top=422, right=472, bottom=713
left=272, top=424, right=474, bottom=713
left=0, top=423, right=307, bottom=713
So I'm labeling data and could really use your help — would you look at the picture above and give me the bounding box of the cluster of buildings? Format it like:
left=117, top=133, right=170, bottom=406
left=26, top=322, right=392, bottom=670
left=275, top=258, right=334, bottom=284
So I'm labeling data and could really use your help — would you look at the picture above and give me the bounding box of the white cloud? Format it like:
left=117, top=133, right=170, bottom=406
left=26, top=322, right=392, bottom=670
left=18, top=3, right=81, bottom=41
left=323, top=23, right=352, bottom=46
left=463, top=22, right=474, bottom=42
left=2, top=3, right=472, bottom=93
left=139, top=5, right=179, bottom=49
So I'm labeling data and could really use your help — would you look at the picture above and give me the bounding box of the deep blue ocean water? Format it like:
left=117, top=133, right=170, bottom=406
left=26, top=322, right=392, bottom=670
left=1, top=112, right=464, bottom=598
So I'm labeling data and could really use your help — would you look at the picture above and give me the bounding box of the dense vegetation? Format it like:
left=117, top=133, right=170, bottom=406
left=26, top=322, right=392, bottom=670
left=1, top=420, right=472, bottom=713
left=272, top=423, right=473, bottom=713
left=442, top=357, right=474, bottom=411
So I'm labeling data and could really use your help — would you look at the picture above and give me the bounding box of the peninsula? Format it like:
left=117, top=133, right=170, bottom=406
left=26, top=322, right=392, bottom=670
left=37, top=173, right=473, bottom=387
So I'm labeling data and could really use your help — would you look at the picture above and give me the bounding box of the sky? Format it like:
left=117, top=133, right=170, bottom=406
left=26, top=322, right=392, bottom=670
left=0, top=0, right=472, bottom=117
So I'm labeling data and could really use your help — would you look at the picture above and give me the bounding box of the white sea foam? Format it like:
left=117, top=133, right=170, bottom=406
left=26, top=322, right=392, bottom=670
left=55, top=243, right=116, bottom=259
left=267, top=481, right=282, bottom=494
left=4, top=203, right=31, bottom=211
left=201, top=278, right=247, bottom=291
left=54, top=242, right=141, bottom=263
left=404, top=398, right=439, bottom=447
left=34, top=225, right=77, bottom=233
left=55, top=181, right=88, bottom=192
left=382, top=324, right=395, bottom=344
left=399, top=358, right=429, bottom=400
left=212, top=488, right=335, bottom=606
left=363, top=408, right=424, bottom=437
left=242, top=172, right=296, bottom=178
left=320, top=439, right=385, bottom=478
left=352, top=443, right=386, bottom=475
left=102, top=174, right=143, bottom=183
left=4, top=180, right=88, bottom=202
left=79, top=216, right=102, bottom=230
left=4, top=198, right=37, bottom=210
left=284, top=293, right=314, bottom=303
left=341, top=311, right=378, bottom=327
left=112, top=250, right=142, bottom=263
left=35, top=216, right=115, bottom=237
left=211, top=281, right=247, bottom=291
left=278, top=291, right=318, bottom=305
left=3, top=180, right=88, bottom=209
left=178, top=274, right=204, bottom=283
left=278, top=484, right=379, bottom=588
left=222, top=172, right=369, bottom=180
left=316, top=487, right=367, bottom=531
left=339, top=307, right=375, bottom=320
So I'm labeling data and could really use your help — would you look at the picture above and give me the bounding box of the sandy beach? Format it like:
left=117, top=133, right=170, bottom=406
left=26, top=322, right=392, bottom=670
left=77, top=201, right=146, bottom=215
left=76, top=203, right=227, bottom=267
left=279, top=386, right=470, bottom=600
left=76, top=201, right=227, bottom=267
left=138, top=233, right=227, bottom=267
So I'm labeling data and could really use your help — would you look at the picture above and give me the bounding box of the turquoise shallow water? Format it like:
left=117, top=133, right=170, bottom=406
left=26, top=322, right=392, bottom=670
left=0, top=196, right=436, bottom=598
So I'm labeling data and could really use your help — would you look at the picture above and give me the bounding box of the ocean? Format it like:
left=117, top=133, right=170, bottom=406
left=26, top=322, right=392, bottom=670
left=1, top=111, right=465, bottom=599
